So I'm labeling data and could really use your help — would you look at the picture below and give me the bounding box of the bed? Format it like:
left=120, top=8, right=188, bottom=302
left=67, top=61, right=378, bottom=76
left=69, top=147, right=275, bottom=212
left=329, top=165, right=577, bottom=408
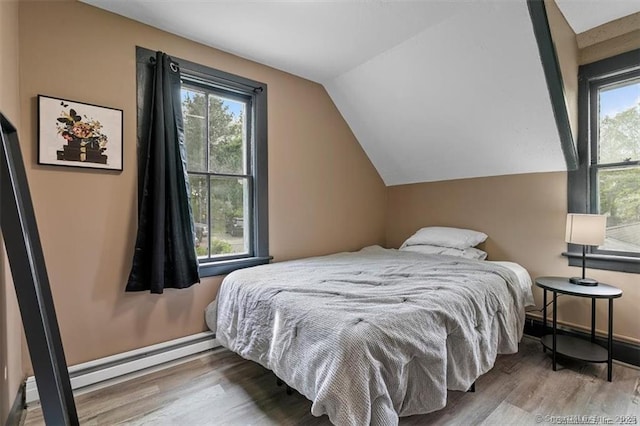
left=206, top=245, right=534, bottom=425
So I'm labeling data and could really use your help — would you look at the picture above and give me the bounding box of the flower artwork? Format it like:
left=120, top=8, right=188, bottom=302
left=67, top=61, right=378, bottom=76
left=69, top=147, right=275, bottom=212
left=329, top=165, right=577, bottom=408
left=38, top=95, right=123, bottom=171
left=55, top=102, right=109, bottom=164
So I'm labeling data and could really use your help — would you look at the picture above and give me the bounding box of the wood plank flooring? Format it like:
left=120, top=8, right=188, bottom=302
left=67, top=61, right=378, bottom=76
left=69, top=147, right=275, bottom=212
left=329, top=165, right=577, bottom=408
left=21, top=337, right=640, bottom=425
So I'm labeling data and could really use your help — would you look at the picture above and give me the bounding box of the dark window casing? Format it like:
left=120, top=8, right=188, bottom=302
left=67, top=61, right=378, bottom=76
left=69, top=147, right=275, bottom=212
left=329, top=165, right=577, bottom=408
left=566, top=48, right=640, bottom=274
left=136, top=46, right=270, bottom=277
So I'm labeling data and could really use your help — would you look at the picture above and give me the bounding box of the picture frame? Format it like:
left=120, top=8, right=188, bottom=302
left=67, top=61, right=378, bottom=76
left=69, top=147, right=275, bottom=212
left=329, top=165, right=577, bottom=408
left=38, top=95, right=123, bottom=171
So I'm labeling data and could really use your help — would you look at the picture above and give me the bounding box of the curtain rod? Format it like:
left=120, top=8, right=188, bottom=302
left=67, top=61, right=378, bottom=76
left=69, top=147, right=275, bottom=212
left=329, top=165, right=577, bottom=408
left=148, top=55, right=179, bottom=73
left=181, top=71, right=263, bottom=94
left=146, top=52, right=264, bottom=93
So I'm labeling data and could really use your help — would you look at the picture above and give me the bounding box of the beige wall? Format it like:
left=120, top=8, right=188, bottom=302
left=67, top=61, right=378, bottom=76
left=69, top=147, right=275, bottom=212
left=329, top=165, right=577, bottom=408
left=386, top=172, right=639, bottom=344
left=577, top=12, right=640, bottom=65
left=9, top=0, right=637, bottom=389
left=18, top=0, right=386, bottom=370
left=0, top=0, right=25, bottom=422
left=546, top=0, right=579, bottom=142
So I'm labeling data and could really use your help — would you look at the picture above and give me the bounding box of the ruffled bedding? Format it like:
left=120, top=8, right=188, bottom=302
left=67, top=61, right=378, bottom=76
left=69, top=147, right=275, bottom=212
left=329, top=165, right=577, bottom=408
left=210, top=246, right=533, bottom=425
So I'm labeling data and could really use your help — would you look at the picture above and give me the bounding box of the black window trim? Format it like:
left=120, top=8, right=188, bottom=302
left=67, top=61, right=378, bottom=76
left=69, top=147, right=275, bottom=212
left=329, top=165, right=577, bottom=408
left=136, top=46, right=270, bottom=278
left=565, top=48, right=640, bottom=274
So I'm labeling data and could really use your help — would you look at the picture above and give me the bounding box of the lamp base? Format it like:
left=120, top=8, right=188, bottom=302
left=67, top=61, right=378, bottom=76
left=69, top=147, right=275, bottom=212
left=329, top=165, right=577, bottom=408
left=569, top=277, right=599, bottom=286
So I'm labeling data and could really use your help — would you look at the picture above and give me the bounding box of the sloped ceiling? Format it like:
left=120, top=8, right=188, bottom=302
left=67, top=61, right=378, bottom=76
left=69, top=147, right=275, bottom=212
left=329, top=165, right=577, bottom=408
left=325, top=1, right=564, bottom=185
left=80, top=0, right=638, bottom=186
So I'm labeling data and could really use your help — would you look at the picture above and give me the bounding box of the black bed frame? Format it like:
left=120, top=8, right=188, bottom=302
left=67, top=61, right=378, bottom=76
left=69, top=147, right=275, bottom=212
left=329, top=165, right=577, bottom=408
left=275, top=376, right=476, bottom=395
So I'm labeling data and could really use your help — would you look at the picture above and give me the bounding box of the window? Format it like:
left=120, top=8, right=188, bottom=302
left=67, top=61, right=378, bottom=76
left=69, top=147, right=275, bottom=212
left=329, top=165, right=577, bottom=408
left=136, top=47, right=269, bottom=277
left=182, top=86, right=251, bottom=258
left=567, top=48, right=640, bottom=274
left=181, top=61, right=269, bottom=277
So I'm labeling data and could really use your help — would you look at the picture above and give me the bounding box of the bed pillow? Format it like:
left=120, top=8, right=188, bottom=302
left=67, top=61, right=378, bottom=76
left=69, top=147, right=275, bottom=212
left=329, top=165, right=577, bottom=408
left=400, top=244, right=488, bottom=260
left=400, top=226, right=488, bottom=250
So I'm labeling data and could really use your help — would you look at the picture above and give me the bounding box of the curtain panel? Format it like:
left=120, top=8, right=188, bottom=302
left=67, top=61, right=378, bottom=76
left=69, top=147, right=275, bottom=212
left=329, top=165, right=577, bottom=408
left=126, top=51, right=200, bottom=294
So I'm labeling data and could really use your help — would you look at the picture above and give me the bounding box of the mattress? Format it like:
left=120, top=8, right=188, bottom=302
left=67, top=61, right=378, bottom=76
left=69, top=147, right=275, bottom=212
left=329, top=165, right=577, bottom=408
left=207, top=246, right=534, bottom=425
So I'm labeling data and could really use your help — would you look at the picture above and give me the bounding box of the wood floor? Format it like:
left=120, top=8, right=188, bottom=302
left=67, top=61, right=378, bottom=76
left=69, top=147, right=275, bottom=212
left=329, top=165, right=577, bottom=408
left=21, top=336, right=640, bottom=425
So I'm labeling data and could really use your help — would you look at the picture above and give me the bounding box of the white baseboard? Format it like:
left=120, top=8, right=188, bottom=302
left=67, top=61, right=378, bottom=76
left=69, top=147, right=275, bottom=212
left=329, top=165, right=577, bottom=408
left=25, top=331, right=220, bottom=405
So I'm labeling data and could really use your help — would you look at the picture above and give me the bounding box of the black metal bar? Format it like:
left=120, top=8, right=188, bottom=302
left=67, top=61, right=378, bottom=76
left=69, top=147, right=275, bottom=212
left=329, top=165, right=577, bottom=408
left=542, top=289, right=547, bottom=352
left=581, top=245, right=587, bottom=279
left=591, top=298, right=596, bottom=343
left=608, top=298, right=613, bottom=382
left=0, top=113, right=79, bottom=425
left=552, top=291, right=557, bottom=371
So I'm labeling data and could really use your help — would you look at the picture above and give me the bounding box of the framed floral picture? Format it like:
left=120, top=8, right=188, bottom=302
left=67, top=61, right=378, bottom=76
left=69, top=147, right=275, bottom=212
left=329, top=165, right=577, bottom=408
left=38, top=95, right=123, bottom=171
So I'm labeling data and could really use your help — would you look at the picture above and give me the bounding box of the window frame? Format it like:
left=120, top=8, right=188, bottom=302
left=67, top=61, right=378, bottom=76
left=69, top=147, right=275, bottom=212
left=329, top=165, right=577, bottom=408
left=136, top=46, right=270, bottom=277
left=566, top=48, right=640, bottom=274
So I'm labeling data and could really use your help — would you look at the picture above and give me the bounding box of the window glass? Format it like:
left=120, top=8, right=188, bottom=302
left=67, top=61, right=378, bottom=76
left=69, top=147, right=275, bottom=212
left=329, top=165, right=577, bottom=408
left=596, top=166, right=640, bottom=253
left=189, top=174, right=209, bottom=258
left=598, top=79, right=640, bottom=164
left=595, top=77, right=640, bottom=254
left=182, top=85, right=252, bottom=262
left=208, top=95, right=246, bottom=175
left=210, top=176, right=249, bottom=256
left=182, top=88, right=207, bottom=172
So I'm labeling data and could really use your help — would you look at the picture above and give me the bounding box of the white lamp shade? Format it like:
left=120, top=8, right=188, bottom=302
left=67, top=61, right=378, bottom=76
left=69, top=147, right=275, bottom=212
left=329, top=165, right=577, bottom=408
left=565, top=214, right=607, bottom=246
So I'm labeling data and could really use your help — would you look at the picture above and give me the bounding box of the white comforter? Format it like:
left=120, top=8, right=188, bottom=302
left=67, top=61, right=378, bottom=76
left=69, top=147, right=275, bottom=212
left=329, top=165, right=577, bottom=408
left=212, top=246, right=533, bottom=425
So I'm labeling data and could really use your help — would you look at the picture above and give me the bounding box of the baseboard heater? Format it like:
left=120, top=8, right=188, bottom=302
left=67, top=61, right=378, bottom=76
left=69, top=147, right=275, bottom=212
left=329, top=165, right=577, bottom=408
left=26, top=331, right=220, bottom=405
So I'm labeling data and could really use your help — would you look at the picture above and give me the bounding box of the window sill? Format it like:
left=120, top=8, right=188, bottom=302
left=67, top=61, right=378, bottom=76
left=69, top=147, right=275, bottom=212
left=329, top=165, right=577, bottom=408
left=562, top=252, right=640, bottom=274
left=199, top=256, right=272, bottom=278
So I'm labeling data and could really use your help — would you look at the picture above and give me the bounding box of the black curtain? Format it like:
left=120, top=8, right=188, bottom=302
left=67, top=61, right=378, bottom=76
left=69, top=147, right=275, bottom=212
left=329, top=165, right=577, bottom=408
left=126, top=51, right=200, bottom=294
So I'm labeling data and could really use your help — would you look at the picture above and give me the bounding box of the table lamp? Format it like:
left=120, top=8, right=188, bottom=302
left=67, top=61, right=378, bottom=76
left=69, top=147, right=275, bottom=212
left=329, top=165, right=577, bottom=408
left=565, top=213, right=607, bottom=286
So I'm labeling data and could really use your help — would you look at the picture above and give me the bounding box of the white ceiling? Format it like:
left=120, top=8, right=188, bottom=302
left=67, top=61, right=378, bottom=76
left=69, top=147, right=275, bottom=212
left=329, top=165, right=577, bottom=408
left=80, top=0, right=640, bottom=185
left=325, top=1, right=565, bottom=185
left=555, top=0, right=640, bottom=34
left=81, top=1, right=464, bottom=83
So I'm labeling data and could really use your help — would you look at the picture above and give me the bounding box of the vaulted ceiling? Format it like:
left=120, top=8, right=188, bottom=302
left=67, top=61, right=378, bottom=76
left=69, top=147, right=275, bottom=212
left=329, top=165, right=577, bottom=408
left=81, top=0, right=640, bottom=186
